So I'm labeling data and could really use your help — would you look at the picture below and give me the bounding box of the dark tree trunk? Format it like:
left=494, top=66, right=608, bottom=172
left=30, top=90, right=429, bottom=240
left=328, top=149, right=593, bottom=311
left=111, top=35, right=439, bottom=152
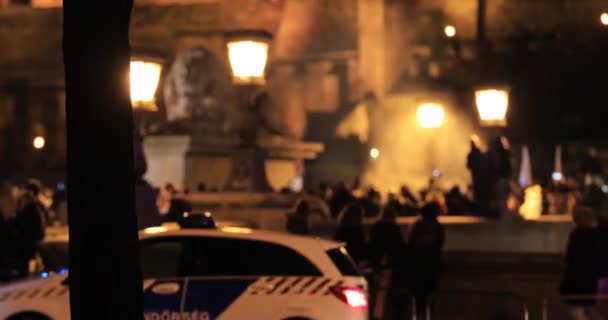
left=63, top=0, right=143, bottom=319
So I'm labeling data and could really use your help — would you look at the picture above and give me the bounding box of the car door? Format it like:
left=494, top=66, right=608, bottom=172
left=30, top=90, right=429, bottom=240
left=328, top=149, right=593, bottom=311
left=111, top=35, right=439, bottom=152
left=181, top=236, right=323, bottom=320
left=140, top=237, right=192, bottom=318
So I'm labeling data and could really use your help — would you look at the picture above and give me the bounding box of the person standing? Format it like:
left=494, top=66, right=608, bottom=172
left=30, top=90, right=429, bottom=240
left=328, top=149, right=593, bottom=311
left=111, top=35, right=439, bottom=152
left=467, top=138, right=492, bottom=216
left=489, top=136, right=512, bottom=218
left=134, top=132, right=161, bottom=229
left=286, top=199, right=312, bottom=235
left=369, top=205, right=408, bottom=320
left=329, top=182, right=355, bottom=219
left=334, top=203, right=367, bottom=265
left=560, top=204, right=608, bottom=320
left=159, top=183, right=192, bottom=223
left=0, top=210, right=14, bottom=280
left=409, top=201, right=446, bottom=320
left=12, top=181, right=46, bottom=276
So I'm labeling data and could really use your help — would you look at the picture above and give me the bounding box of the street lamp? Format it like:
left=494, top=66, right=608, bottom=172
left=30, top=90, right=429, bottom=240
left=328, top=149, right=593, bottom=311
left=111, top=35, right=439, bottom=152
left=601, top=12, right=608, bottom=26
left=370, top=148, right=380, bottom=160
left=417, top=103, right=445, bottom=129
left=130, top=57, right=163, bottom=111
left=475, top=88, right=509, bottom=127
left=224, top=30, right=274, bottom=191
left=417, top=103, right=445, bottom=178
left=444, top=25, right=456, bottom=38
left=33, top=136, right=45, bottom=150
left=129, top=55, right=164, bottom=183
left=226, top=30, right=272, bottom=85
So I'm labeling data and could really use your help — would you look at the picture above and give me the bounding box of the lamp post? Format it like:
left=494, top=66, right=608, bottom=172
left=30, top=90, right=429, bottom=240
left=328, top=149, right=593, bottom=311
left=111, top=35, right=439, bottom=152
left=417, top=103, right=445, bottom=178
left=475, top=87, right=509, bottom=149
left=130, top=56, right=163, bottom=135
left=224, top=30, right=273, bottom=191
left=475, top=87, right=509, bottom=127
left=226, top=31, right=271, bottom=86
left=130, top=58, right=163, bottom=111
left=129, top=56, right=163, bottom=184
left=417, top=103, right=445, bottom=129
left=33, top=136, right=45, bottom=150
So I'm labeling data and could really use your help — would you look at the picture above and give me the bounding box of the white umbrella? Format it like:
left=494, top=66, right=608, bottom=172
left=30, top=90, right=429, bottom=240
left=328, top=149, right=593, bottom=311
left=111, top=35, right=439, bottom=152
left=518, top=145, right=533, bottom=188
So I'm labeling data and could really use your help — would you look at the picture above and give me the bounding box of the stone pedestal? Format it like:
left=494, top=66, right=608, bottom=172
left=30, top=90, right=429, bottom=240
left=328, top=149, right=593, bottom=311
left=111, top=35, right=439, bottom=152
left=184, top=145, right=272, bottom=193
left=184, top=134, right=324, bottom=193
left=143, top=133, right=324, bottom=193
left=143, top=135, right=191, bottom=189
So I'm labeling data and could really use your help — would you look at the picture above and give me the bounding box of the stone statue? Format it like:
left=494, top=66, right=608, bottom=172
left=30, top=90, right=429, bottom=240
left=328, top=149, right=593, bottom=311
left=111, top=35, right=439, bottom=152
left=163, top=47, right=242, bottom=145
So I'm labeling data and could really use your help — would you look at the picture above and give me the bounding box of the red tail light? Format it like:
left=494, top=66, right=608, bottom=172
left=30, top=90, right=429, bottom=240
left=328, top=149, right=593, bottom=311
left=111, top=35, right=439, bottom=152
left=330, top=285, right=368, bottom=309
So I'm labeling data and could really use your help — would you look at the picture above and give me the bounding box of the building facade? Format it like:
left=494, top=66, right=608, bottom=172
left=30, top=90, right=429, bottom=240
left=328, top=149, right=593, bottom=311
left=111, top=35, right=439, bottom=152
left=1, top=0, right=606, bottom=191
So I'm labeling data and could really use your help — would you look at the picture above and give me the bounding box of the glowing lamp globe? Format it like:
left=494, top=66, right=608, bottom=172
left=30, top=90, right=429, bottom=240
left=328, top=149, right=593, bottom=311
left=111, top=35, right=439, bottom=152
left=33, top=136, right=45, bottom=150
left=417, top=103, right=445, bottom=129
left=444, top=25, right=456, bottom=38
left=370, top=148, right=380, bottom=159
left=601, top=13, right=608, bottom=26
left=226, top=31, right=272, bottom=85
left=475, top=88, right=509, bottom=127
left=130, top=59, right=163, bottom=111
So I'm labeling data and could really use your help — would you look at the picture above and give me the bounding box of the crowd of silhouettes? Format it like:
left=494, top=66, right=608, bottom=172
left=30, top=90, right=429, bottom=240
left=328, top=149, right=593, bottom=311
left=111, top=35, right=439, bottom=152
left=0, top=179, right=53, bottom=279
left=286, top=181, right=446, bottom=320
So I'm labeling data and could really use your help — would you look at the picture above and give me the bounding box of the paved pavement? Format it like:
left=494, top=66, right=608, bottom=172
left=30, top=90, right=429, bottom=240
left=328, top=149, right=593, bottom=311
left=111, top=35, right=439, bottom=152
left=391, top=251, right=608, bottom=320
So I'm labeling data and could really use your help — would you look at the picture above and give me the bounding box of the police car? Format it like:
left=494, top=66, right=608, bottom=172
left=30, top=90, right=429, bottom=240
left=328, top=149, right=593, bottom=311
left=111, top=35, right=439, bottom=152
left=0, top=213, right=368, bottom=320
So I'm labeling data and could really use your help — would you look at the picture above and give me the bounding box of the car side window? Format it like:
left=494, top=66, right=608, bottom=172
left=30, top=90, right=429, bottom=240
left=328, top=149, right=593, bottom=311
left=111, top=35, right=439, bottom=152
left=193, top=237, right=322, bottom=276
left=140, top=237, right=188, bottom=278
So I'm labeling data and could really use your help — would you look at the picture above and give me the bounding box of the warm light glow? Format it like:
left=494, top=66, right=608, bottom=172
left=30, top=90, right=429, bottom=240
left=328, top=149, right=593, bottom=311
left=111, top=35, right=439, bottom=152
left=130, top=60, right=162, bottom=111
left=33, top=136, right=45, bottom=149
left=370, top=148, right=380, bottom=159
left=221, top=226, right=253, bottom=234
left=227, top=40, right=269, bottom=85
left=417, top=103, right=445, bottom=128
left=601, top=13, right=608, bottom=25
left=142, top=226, right=168, bottom=234
left=444, top=25, right=456, bottom=37
left=475, top=89, right=509, bottom=126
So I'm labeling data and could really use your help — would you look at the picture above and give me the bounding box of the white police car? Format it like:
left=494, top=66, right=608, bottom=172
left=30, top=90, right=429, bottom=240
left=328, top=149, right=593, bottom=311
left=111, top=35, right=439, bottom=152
left=0, top=213, right=368, bottom=320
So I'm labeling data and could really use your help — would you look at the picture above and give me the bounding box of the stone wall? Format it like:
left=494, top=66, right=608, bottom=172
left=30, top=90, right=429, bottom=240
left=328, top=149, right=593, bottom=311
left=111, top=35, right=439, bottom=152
left=186, top=192, right=574, bottom=253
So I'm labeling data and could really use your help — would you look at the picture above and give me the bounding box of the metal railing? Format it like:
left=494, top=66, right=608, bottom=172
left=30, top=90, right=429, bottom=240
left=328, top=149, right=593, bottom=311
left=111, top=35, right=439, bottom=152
left=542, top=294, right=608, bottom=320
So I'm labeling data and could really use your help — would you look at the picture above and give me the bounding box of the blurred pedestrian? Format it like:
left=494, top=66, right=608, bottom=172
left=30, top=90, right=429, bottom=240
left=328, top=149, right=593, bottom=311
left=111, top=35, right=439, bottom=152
left=159, top=183, right=192, bottom=223
left=400, top=185, right=419, bottom=216
left=50, top=185, right=68, bottom=226
left=489, top=136, right=512, bottom=218
left=445, top=186, right=472, bottom=215
left=560, top=203, right=608, bottom=320
left=360, top=188, right=381, bottom=218
left=369, top=205, right=408, bottom=320
left=0, top=209, right=15, bottom=280
left=467, top=137, right=492, bottom=216
left=329, top=182, right=355, bottom=219
left=286, top=199, right=311, bottom=235
left=134, top=132, right=162, bottom=229
left=12, top=180, right=46, bottom=276
left=136, top=179, right=161, bottom=229
left=409, top=201, right=446, bottom=320
left=334, top=203, right=367, bottom=265
left=386, top=193, right=402, bottom=216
